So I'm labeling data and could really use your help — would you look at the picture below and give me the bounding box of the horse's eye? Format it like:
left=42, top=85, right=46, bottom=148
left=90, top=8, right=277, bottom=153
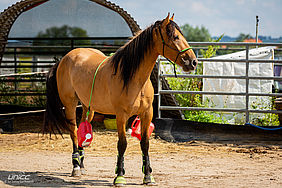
left=174, top=35, right=179, bottom=40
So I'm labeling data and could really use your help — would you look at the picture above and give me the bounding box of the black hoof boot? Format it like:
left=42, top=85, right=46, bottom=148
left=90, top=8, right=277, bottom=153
left=71, top=152, right=81, bottom=177
left=142, top=155, right=156, bottom=185
left=79, top=149, right=86, bottom=175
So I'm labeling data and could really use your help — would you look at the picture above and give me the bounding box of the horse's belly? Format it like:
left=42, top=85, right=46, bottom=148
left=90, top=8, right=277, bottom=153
left=92, top=97, right=115, bottom=115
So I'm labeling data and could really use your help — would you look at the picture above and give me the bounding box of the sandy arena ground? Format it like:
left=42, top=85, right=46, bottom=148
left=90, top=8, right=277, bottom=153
left=0, top=115, right=281, bottom=187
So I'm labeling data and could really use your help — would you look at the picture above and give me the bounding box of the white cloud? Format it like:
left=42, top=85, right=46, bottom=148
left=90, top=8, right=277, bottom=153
left=236, top=0, right=257, bottom=5
left=190, top=1, right=219, bottom=16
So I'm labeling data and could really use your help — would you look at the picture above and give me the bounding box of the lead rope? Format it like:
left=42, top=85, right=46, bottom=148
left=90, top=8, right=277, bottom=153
left=86, top=57, right=109, bottom=121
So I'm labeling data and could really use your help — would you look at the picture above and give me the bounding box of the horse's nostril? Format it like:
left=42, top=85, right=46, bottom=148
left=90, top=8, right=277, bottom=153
left=192, top=59, right=197, bottom=68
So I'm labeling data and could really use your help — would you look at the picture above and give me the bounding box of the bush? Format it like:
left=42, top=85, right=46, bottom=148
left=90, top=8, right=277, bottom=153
left=0, top=76, right=46, bottom=107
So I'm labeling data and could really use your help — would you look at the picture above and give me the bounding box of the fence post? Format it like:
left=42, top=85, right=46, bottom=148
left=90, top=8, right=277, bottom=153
left=245, top=45, right=250, bottom=123
left=157, top=56, right=161, bottom=118
left=13, top=47, right=18, bottom=91
left=71, top=39, right=74, bottom=49
left=13, top=47, right=17, bottom=73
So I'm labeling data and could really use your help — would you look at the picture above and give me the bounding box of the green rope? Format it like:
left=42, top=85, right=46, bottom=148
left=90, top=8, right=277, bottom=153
left=86, top=57, right=109, bottom=120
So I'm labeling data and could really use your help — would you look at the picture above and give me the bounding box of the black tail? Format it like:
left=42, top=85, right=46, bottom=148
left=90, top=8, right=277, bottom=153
left=43, top=60, right=70, bottom=136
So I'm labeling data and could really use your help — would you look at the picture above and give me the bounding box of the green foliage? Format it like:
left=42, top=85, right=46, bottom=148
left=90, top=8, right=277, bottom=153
left=37, top=25, right=88, bottom=38
left=249, top=97, right=280, bottom=126
left=181, top=24, right=211, bottom=42
left=200, top=34, right=224, bottom=58
left=0, top=78, right=13, bottom=104
left=167, top=75, right=227, bottom=124
left=251, top=113, right=280, bottom=126
left=0, top=77, right=46, bottom=107
left=36, top=25, right=90, bottom=45
left=167, top=76, right=202, bottom=108
left=185, top=110, right=228, bottom=124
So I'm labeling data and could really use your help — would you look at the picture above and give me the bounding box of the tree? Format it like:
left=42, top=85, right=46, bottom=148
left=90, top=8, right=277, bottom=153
left=36, top=25, right=90, bottom=45
left=235, top=33, right=252, bottom=42
left=180, top=24, right=211, bottom=42
left=37, top=25, right=88, bottom=38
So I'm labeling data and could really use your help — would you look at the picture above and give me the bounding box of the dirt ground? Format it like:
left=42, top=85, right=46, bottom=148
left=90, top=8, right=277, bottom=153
left=0, top=115, right=281, bottom=187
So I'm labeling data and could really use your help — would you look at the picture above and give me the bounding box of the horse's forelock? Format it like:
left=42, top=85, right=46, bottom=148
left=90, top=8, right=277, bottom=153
left=166, top=20, right=183, bottom=40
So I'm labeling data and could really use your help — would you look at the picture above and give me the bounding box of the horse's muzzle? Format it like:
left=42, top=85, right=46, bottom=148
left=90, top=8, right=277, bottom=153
left=182, top=58, right=198, bottom=72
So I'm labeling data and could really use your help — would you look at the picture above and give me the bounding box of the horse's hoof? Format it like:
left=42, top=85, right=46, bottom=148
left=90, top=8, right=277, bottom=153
left=80, top=168, right=87, bottom=175
left=71, top=167, right=81, bottom=177
left=143, top=175, right=156, bottom=186
left=113, top=176, right=126, bottom=186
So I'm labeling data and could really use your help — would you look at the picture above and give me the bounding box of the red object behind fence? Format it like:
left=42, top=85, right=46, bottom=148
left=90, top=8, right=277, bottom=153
left=131, top=116, right=154, bottom=141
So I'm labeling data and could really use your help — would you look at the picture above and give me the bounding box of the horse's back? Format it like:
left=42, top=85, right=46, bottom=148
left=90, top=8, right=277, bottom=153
left=56, top=48, right=107, bottom=106
left=57, top=48, right=106, bottom=83
left=61, top=48, right=106, bottom=65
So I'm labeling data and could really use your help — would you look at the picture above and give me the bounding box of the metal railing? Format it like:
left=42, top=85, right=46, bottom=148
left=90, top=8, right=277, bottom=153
left=157, top=42, right=282, bottom=124
left=0, top=37, right=128, bottom=97
left=1, top=37, right=128, bottom=69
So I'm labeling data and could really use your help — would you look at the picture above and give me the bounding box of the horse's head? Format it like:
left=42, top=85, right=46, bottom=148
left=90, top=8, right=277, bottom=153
left=155, top=14, right=198, bottom=72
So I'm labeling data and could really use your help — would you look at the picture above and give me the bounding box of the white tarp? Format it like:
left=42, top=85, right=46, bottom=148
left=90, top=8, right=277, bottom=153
left=203, top=47, right=275, bottom=124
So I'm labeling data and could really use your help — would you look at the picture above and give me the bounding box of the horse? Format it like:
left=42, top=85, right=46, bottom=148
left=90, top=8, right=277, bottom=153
left=43, top=14, right=198, bottom=186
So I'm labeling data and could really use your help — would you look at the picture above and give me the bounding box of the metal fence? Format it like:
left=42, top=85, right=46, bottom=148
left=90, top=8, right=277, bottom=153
left=2, top=40, right=282, bottom=124
left=157, top=42, right=282, bottom=124
left=2, top=37, right=128, bottom=69
left=0, top=37, right=128, bottom=97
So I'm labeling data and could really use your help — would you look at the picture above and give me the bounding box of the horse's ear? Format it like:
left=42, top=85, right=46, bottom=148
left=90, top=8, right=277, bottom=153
left=170, top=13, right=174, bottom=21
left=163, top=13, right=170, bottom=25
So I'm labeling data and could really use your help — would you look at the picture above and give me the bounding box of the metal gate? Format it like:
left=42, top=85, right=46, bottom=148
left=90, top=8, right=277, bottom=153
left=157, top=42, right=282, bottom=125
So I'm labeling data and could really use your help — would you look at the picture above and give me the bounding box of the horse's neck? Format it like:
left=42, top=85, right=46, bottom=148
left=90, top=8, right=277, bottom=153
left=132, top=50, right=159, bottom=88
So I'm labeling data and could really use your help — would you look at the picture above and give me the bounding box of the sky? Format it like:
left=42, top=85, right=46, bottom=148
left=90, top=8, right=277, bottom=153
left=1, top=0, right=282, bottom=38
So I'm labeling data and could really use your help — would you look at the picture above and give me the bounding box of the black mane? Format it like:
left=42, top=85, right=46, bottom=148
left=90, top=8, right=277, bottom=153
left=111, top=19, right=182, bottom=89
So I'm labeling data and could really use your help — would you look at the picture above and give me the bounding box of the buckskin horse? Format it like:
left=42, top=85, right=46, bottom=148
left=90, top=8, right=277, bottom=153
left=43, top=14, right=198, bottom=186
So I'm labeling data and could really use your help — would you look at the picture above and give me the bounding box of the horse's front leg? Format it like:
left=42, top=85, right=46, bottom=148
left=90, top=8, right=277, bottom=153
left=140, top=106, right=156, bottom=185
left=113, top=114, right=128, bottom=186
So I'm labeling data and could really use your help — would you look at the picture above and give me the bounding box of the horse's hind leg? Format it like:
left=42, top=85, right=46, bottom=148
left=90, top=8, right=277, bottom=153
left=140, top=106, right=156, bottom=185
left=61, top=97, right=81, bottom=177
left=78, top=103, right=95, bottom=175
left=113, top=113, right=128, bottom=186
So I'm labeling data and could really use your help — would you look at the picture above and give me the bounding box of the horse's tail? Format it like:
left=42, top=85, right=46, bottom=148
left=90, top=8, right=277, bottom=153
left=43, top=59, right=70, bottom=136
